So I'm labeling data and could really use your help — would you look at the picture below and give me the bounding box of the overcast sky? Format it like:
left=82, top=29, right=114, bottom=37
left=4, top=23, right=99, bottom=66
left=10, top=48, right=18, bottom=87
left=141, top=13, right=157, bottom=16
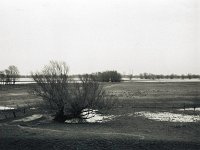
left=0, top=0, right=199, bottom=75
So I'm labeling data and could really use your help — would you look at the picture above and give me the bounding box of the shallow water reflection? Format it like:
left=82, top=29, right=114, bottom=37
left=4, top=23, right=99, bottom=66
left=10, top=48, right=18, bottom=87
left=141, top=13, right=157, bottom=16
left=0, top=106, right=14, bottom=110
left=65, top=109, right=115, bottom=123
left=13, top=114, right=43, bottom=122
left=135, top=111, right=200, bottom=123
left=178, top=107, right=200, bottom=111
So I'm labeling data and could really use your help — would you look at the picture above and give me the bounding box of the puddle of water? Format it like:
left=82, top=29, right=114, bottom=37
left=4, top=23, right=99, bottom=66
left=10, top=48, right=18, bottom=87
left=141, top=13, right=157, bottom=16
left=65, top=109, right=115, bottom=123
left=86, top=113, right=115, bottom=123
left=13, top=114, right=43, bottom=122
left=8, top=92, right=28, bottom=96
left=135, top=111, right=200, bottom=123
left=178, top=108, right=200, bottom=111
left=0, top=106, right=15, bottom=110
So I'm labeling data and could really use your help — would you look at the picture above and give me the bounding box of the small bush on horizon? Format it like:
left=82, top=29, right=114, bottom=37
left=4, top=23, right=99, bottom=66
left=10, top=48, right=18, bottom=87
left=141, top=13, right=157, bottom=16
left=96, top=71, right=122, bottom=82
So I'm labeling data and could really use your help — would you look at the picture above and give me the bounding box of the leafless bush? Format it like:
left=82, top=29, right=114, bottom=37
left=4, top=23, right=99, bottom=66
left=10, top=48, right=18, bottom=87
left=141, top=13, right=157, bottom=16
left=31, top=61, right=116, bottom=122
left=8, top=65, right=20, bottom=84
left=0, top=71, right=5, bottom=85
left=68, top=74, right=116, bottom=119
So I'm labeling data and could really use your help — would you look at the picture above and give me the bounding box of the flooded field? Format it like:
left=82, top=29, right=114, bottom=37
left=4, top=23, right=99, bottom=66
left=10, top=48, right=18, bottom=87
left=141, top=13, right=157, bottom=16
left=1, top=82, right=200, bottom=150
left=13, top=77, right=200, bottom=84
left=130, top=78, right=200, bottom=83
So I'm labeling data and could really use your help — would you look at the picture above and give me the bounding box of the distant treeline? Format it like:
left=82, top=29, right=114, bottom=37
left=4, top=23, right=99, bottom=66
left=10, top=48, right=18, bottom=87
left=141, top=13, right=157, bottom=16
left=72, top=71, right=122, bottom=82
left=31, top=72, right=200, bottom=81
left=2, top=70, right=200, bottom=85
left=29, top=70, right=122, bottom=83
left=125, top=73, right=200, bottom=80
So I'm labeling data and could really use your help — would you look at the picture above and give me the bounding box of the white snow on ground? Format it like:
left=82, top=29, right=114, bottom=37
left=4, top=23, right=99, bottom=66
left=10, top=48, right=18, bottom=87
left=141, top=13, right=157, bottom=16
left=13, top=114, right=43, bottom=122
left=0, top=106, right=14, bottom=110
left=135, top=111, right=200, bottom=123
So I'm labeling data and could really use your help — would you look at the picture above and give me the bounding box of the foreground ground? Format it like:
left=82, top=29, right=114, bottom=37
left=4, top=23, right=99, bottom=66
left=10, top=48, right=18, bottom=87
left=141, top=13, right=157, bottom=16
left=0, top=82, right=200, bottom=149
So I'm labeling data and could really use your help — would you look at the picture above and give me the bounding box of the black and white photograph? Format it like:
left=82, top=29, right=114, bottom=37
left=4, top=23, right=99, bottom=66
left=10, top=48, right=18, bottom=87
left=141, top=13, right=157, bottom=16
left=0, top=0, right=200, bottom=149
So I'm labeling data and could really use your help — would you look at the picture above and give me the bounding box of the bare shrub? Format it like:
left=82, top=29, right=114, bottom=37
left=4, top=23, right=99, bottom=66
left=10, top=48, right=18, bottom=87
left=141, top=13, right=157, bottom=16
left=31, top=61, right=116, bottom=123
left=8, top=65, right=20, bottom=84
left=68, top=74, right=116, bottom=119
left=0, top=71, right=5, bottom=85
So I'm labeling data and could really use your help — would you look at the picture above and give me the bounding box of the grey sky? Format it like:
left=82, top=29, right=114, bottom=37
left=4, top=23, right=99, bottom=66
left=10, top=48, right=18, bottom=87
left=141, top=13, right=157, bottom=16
left=0, top=0, right=199, bottom=75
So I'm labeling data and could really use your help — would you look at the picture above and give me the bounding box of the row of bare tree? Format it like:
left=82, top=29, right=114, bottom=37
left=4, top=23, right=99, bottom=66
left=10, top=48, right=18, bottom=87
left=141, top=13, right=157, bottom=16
left=0, top=65, right=20, bottom=85
left=126, top=73, right=200, bottom=80
left=138, top=73, right=200, bottom=80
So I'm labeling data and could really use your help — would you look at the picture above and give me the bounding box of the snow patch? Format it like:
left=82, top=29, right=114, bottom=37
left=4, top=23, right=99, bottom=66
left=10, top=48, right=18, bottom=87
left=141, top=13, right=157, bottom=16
left=135, top=111, right=200, bottom=123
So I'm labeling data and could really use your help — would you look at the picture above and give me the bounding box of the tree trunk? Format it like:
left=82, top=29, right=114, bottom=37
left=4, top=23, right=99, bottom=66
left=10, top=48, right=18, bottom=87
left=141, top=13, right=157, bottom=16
left=53, top=107, right=82, bottom=123
left=54, top=107, right=68, bottom=123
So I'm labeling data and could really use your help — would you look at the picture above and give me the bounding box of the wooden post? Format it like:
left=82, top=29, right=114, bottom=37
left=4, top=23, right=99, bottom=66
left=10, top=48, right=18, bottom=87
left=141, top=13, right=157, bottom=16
left=13, top=111, right=16, bottom=118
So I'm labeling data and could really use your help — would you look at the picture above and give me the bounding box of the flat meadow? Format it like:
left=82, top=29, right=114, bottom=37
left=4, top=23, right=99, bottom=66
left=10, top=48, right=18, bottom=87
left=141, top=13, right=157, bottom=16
left=0, top=81, right=200, bottom=150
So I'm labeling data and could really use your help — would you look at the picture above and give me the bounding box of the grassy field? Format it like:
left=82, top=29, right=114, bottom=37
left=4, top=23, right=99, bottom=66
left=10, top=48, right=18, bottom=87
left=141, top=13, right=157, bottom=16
left=0, top=82, right=200, bottom=150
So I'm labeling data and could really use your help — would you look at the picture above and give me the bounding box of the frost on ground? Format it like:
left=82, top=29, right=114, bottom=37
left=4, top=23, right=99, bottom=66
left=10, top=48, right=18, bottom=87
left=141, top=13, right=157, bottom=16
left=135, top=111, right=200, bottom=123
left=13, top=114, right=43, bottom=122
